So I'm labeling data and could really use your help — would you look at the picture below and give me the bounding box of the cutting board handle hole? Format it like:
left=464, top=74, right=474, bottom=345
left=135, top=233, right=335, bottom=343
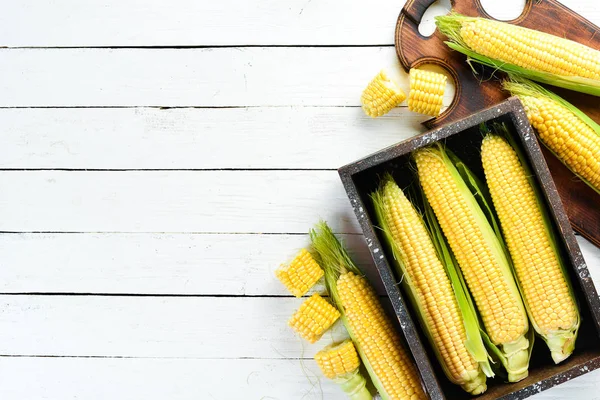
left=479, top=0, right=526, bottom=21
left=417, top=0, right=451, bottom=37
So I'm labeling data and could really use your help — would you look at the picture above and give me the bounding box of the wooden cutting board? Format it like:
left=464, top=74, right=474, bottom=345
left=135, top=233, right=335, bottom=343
left=396, top=0, right=600, bottom=248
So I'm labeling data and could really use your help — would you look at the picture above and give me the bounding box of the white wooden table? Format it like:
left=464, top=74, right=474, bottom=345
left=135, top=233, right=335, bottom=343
left=0, top=0, right=599, bottom=398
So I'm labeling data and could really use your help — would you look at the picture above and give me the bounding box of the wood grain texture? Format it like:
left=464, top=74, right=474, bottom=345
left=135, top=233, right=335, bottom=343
left=0, top=107, right=428, bottom=169
left=0, top=171, right=359, bottom=234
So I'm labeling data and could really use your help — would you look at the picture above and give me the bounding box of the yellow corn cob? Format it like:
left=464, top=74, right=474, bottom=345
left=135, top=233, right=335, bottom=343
left=503, top=81, right=600, bottom=192
left=339, top=272, right=425, bottom=399
left=315, top=340, right=361, bottom=379
left=288, top=293, right=340, bottom=343
left=361, top=69, right=407, bottom=117
left=443, top=16, right=600, bottom=79
left=311, top=222, right=426, bottom=399
left=376, top=178, right=486, bottom=394
left=415, top=147, right=530, bottom=382
left=481, top=134, right=580, bottom=363
left=408, top=69, right=447, bottom=117
left=276, top=249, right=324, bottom=297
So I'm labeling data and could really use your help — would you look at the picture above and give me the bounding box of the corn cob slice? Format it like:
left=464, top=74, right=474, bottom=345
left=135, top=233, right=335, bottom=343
left=311, top=222, right=426, bottom=400
left=408, top=69, right=447, bottom=117
left=503, top=78, right=600, bottom=193
left=372, top=176, right=488, bottom=394
left=276, top=249, right=324, bottom=297
left=315, top=340, right=372, bottom=400
left=361, top=69, right=407, bottom=117
left=481, top=132, right=580, bottom=363
left=288, top=293, right=340, bottom=343
left=436, top=14, right=600, bottom=96
left=415, top=146, right=531, bottom=382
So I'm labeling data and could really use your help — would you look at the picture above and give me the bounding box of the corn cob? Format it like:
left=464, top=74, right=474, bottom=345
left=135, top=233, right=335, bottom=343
left=315, top=340, right=372, bottom=400
left=415, top=146, right=530, bottom=382
left=481, top=133, right=580, bottom=363
left=408, top=68, right=447, bottom=117
left=361, top=69, right=407, bottom=117
left=288, top=293, right=340, bottom=343
left=276, top=248, right=324, bottom=297
left=436, top=14, right=600, bottom=96
left=503, top=78, right=600, bottom=193
left=372, top=177, right=487, bottom=394
left=311, top=222, right=426, bottom=400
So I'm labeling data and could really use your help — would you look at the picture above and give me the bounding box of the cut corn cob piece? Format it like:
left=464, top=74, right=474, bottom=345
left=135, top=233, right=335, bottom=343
left=481, top=132, right=580, bottom=363
left=372, top=177, right=488, bottom=394
left=436, top=14, right=600, bottom=96
left=315, top=340, right=361, bottom=379
left=315, top=340, right=372, bottom=400
left=408, top=69, right=447, bottom=117
left=503, top=78, right=600, bottom=193
left=288, top=293, right=340, bottom=343
left=361, top=69, right=407, bottom=117
left=276, top=249, right=324, bottom=297
left=415, top=146, right=531, bottom=382
left=311, top=222, right=426, bottom=400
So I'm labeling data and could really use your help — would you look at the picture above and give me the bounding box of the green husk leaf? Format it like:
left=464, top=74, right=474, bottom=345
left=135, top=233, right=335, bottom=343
left=435, top=14, right=600, bottom=97
left=334, top=369, right=373, bottom=400
left=371, top=176, right=491, bottom=394
left=310, top=221, right=387, bottom=400
left=502, top=76, right=600, bottom=195
left=426, top=144, right=532, bottom=382
left=486, top=123, right=581, bottom=363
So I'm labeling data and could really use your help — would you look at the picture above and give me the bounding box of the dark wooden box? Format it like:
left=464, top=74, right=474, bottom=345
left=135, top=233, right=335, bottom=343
left=338, top=97, right=600, bottom=399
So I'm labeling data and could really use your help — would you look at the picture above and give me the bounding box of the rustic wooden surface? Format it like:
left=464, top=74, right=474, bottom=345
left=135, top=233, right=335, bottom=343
left=397, top=0, right=600, bottom=247
left=0, top=0, right=599, bottom=399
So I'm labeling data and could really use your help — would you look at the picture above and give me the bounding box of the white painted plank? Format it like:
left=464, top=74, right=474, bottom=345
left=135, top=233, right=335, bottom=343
left=0, top=296, right=351, bottom=359
left=0, top=47, right=456, bottom=107
left=0, top=107, right=428, bottom=169
left=0, top=170, right=359, bottom=234
left=0, top=233, right=384, bottom=295
left=0, top=357, right=346, bottom=400
left=0, top=236, right=598, bottom=358
left=0, top=0, right=596, bottom=47
left=1, top=233, right=597, bottom=297
left=0, top=0, right=400, bottom=47
left=0, top=356, right=599, bottom=400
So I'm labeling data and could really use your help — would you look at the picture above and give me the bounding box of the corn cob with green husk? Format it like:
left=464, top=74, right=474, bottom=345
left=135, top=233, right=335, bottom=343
left=414, top=145, right=532, bottom=382
left=371, top=176, right=491, bottom=394
left=436, top=13, right=600, bottom=96
left=314, top=340, right=372, bottom=400
left=480, top=126, right=580, bottom=363
left=311, top=221, right=427, bottom=400
left=503, top=78, right=600, bottom=193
